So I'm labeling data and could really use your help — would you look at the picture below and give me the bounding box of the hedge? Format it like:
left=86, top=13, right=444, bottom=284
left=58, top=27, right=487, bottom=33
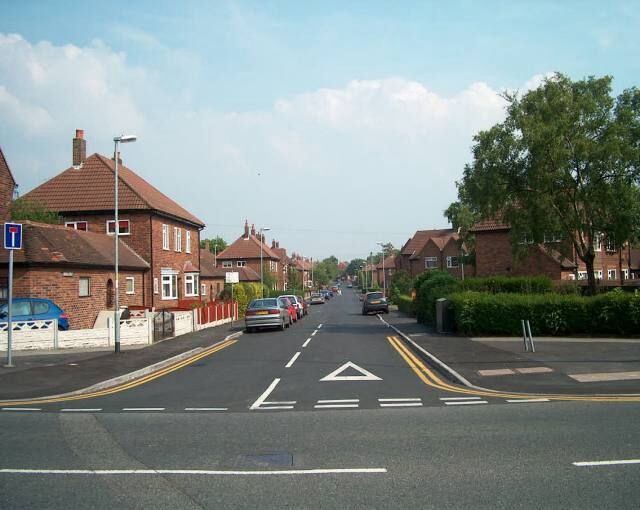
left=415, top=271, right=460, bottom=325
left=394, top=294, right=415, bottom=317
left=460, top=276, right=553, bottom=294
left=449, top=290, right=640, bottom=336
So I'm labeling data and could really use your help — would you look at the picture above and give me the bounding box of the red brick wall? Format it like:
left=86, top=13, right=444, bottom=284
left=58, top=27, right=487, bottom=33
left=11, top=267, right=144, bottom=329
left=0, top=157, right=15, bottom=222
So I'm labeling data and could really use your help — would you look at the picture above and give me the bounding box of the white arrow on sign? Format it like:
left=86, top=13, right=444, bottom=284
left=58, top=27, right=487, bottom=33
left=320, top=362, right=382, bottom=382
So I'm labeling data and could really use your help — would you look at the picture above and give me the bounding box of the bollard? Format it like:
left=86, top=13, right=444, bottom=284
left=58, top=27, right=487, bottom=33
left=521, top=320, right=529, bottom=352
left=526, top=320, right=536, bottom=353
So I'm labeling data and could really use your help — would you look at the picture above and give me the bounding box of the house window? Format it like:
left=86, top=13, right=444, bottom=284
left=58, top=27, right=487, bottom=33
left=222, top=261, right=232, bottom=268
left=79, top=277, right=90, bottom=297
left=593, top=233, right=602, bottom=252
left=607, top=269, right=617, bottom=280
left=595, top=270, right=603, bottom=280
left=425, top=257, right=438, bottom=269
left=107, top=220, right=130, bottom=235
left=161, top=273, right=178, bottom=300
left=606, top=237, right=616, bottom=252
left=186, top=231, right=191, bottom=253
left=174, top=228, right=182, bottom=252
left=519, top=233, right=534, bottom=245
left=447, top=256, right=459, bottom=268
left=623, top=269, right=630, bottom=280
left=153, top=277, right=159, bottom=294
left=201, top=283, right=206, bottom=296
left=126, top=277, right=135, bottom=294
left=270, top=260, right=277, bottom=271
left=577, top=271, right=588, bottom=280
left=162, top=225, right=170, bottom=250
left=544, top=233, right=562, bottom=243
left=185, top=273, right=199, bottom=297
left=237, top=261, right=247, bottom=267
left=66, top=221, right=88, bottom=231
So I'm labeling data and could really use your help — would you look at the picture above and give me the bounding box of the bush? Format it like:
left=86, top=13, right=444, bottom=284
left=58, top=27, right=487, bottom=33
left=460, top=276, right=553, bottom=294
left=449, top=290, right=640, bottom=336
left=389, top=271, right=413, bottom=299
left=414, top=271, right=461, bottom=325
left=394, top=294, right=415, bottom=317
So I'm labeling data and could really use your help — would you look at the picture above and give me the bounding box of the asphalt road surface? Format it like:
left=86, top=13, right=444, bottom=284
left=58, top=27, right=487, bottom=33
left=2, top=290, right=640, bottom=508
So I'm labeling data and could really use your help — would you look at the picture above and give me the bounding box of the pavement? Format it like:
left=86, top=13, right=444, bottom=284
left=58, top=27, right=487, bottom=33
left=2, top=305, right=640, bottom=401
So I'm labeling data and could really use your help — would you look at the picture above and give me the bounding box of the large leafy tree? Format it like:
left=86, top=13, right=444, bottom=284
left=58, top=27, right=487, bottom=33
left=11, top=198, right=61, bottom=224
left=200, top=236, right=228, bottom=254
left=456, top=73, right=640, bottom=294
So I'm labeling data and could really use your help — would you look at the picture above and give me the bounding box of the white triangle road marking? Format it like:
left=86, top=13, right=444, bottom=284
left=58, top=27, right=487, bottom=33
left=320, top=361, right=383, bottom=382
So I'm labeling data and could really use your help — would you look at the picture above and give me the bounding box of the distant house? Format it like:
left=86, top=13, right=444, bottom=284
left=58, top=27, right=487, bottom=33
left=0, top=221, right=148, bottom=329
left=290, top=254, right=313, bottom=289
left=270, top=240, right=290, bottom=290
left=199, top=248, right=225, bottom=302
left=396, top=229, right=466, bottom=278
left=216, top=221, right=282, bottom=291
left=21, top=130, right=205, bottom=309
left=375, top=254, right=396, bottom=289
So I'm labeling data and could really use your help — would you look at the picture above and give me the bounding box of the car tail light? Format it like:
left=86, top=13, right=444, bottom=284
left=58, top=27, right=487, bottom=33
left=245, top=310, right=257, bottom=316
left=269, top=309, right=280, bottom=314
left=60, top=313, right=70, bottom=320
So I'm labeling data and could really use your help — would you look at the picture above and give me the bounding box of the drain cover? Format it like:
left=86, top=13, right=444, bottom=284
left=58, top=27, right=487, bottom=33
left=234, top=453, right=293, bottom=468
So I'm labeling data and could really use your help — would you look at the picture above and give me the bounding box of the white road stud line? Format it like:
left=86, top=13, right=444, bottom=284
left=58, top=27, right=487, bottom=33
left=302, top=337, right=312, bottom=348
left=1, top=408, right=41, bottom=412
left=184, top=408, right=228, bottom=411
left=122, top=408, right=165, bottom=412
left=444, top=400, right=488, bottom=406
left=317, top=399, right=359, bottom=404
left=285, top=352, right=301, bottom=368
left=439, top=397, right=482, bottom=401
left=379, top=402, right=423, bottom=408
left=378, top=398, right=422, bottom=402
left=506, top=399, right=550, bottom=404
left=317, top=324, right=323, bottom=329
left=311, top=330, right=318, bottom=337
left=314, top=404, right=359, bottom=409
left=573, top=459, right=640, bottom=467
left=60, top=409, right=103, bottom=412
left=0, top=468, right=387, bottom=476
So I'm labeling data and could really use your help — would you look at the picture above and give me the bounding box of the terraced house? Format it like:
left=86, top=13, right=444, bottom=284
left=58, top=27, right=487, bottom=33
left=21, top=130, right=206, bottom=310
left=396, top=228, right=467, bottom=279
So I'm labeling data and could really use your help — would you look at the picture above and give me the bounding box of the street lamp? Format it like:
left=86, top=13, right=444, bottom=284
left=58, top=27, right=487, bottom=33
left=259, top=227, right=270, bottom=298
left=113, top=134, right=137, bottom=354
left=377, top=242, right=386, bottom=298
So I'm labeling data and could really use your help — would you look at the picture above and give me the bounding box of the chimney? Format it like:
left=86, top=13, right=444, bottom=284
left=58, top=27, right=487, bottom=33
left=112, top=151, right=122, bottom=165
left=276, top=241, right=280, bottom=248
left=244, top=220, right=249, bottom=239
left=272, top=239, right=276, bottom=249
left=251, top=224, right=256, bottom=237
left=72, top=129, right=86, bottom=167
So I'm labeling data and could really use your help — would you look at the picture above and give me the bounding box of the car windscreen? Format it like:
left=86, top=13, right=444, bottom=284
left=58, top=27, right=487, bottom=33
left=367, top=293, right=384, bottom=300
left=249, top=299, right=278, bottom=308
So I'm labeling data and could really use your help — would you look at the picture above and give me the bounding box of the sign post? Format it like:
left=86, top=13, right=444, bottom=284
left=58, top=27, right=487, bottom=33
left=225, top=272, right=239, bottom=323
left=4, top=223, right=23, bottom=367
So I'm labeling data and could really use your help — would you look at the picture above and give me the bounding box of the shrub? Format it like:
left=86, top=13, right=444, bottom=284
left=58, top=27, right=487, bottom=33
left=448, top=291, right=640, bottom=336
left=394, top=294, right=415, bottom=317
left=389, top=271, right=413, bottom=299
left=460, top=276, right=553, bottom=294
left=415, top=271, right=461, bottom=325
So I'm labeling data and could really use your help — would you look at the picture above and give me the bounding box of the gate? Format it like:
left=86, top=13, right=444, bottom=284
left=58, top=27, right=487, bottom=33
left=153, top=310, right=175, bottom=342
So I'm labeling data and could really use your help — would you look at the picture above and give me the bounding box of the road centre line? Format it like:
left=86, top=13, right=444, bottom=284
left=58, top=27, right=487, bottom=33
left=317, top=399, right=359, bottom=403
left=314, top=404, right=359, bottom=409
left=317, top=324, right=323, bottom=329
left=378, top=398, right=422, bottom=402
left=506, top=399, right=550, bottom=403
left=122, top=408, right=165, bottom=411
left=1, top=408, right=41, bottom=412
left=302, top=337, right=312, bottom=348
left=285, top=352, right=301, bottom=368
left=380, top=402, right=423, bottom=407
left=444, top=400, right=488, bottom=406
left=573, top=459, right=640, bottom=467
left=0, top=468, right=387, bottom=476
left=184, top=408, right=228, bottom=411
left=311, top=330, right=318, bottom=337
left=60, top=409, right=103, bottom=412
left=439, top=397, right=482, bottom=401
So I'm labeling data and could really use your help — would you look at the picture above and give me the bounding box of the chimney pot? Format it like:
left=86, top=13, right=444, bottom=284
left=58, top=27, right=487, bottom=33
left=72, top=129, right=87, bottom=167
left=244, top=220, right=249, bottom=239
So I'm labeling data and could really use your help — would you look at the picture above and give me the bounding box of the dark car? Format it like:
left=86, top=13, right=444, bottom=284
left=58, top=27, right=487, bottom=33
left=362, top=292, right=389, bottom=315
left=0, top=298, right=70, bottom=330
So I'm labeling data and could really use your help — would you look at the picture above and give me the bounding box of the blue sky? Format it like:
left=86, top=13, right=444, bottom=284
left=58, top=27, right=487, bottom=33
left=1, top=1, right=638, bottom=260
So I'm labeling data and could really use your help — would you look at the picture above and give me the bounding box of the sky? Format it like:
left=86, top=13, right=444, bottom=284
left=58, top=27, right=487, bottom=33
left=1, top=1, right=639, bottom=261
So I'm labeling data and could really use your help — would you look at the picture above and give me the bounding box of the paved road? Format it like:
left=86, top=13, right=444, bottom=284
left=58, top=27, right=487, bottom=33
left=2, top=289, right=640, bottom=508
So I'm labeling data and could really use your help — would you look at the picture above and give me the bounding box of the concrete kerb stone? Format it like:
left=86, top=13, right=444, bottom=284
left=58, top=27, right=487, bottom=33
left=2, top=331, right=244, bottom=403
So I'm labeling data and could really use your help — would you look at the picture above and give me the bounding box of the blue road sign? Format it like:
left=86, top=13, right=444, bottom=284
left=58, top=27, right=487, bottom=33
left=4, top=222, right=23, bottom=250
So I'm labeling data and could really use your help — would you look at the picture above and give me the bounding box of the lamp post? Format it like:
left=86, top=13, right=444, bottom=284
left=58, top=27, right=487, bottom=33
left=259, top=227, right=270, bottom=298
left=377, top=242, right=386, bottom=297
left=113, top=134, right=137, bottom=354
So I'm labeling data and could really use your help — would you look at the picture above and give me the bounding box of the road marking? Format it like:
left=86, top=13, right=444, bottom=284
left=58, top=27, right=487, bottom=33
left=317, top=399, right=359, bottom=404
left=378, top=398, right=422, bottom=402
left=122, top=408, right=165, bottom=411
left=444, top=400, right=488, bottom=406
left=380, top=402, right=423, bottom=408
left=0, top=468, right=387, bottom=476
left=314, top=404, right=359, bottom=409
left=506, top=399, right=550, bottom=403
left=478, top=369, right=515, bottom=376
left=317, top=324, right=323, bottom=329
left=184, top=408, right=228, bottom=411
left=569, top=371, right=640, bottom=383
left=515, top=367, right=553, bottom=374
left=1, top=408, right=41, bottom=412
left=60, top=409, right=103, bottom=412
left=285, top=352, right=301, bottom=368
left=302, top=337, right=312, bottom=348
left=439, top=397, right=482, bottom=401
left=320, top=362, right=382, bottom=382
left=250, top=379, right=296, bottom=410
left=573, top=459, right=640, bottom=467
left=311, top=330, right=318, bottom=337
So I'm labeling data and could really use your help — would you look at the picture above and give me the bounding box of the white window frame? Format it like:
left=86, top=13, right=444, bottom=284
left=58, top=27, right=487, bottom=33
left=106, top=219, right=130, bottom=235
left=623, top=268, right=630, bottom=280
left=425, top=257, right=438, bottom=269
left=544, top=233, right=562, bottom=243
left=65, top=221, right=88, bottom=231
left=161, top=272, right=178, bottom=300
left=79, top=277, right=90, bottom=297
left=126, top=277, right=135, bottom=294
left=186, top=231, right=191, bottom=253
left=594, top=270, right=603, bottom=280
left=607, top=269, right=617, bottom=280
left=606, top=237, right=616, bottom=252
left=577, top=271, right=588, bottom=280
left=593, top=233, right=602, bottom=252
left=222, top=261, right=232, bottom=268
left=446, top=256, right=459, bottom=268
left=153, top=277, right=159, bottom=294
left=184, top=273, right=199, bottom=297
left=174, top=227, right=182, bottom=252
left=162, top=225, right=170, bottom=250
left=237, top=261, right=247, bottom=267
left=201, top=283, right=207, bottom=296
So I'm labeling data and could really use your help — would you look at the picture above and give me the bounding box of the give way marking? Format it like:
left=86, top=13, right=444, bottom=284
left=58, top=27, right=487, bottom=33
left=320, top=362, right=382, bottom=382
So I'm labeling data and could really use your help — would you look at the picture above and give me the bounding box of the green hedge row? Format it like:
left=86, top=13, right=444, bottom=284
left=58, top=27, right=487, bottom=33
left=394, top=294, right=415, bottom=317
left=449, top=290, right=640, bottom=336
left=460, top=276, right=553, bottom=294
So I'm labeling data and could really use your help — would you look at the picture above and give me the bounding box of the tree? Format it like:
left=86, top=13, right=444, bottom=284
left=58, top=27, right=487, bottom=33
left=345, top=258, right=366, bottom=276
left=287, top=266, right=302, bottom=292
left=456, top=73, right=640, bottom=294
left=200, top=236, right=227, bottom=255
left=11, top=198, right=61, bottom=224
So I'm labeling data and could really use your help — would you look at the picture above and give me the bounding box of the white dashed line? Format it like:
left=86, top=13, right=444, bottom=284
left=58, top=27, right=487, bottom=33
left=506, top=399, right=550, bottom=403
left=311, top=330, right=318, bottom=337
left=2, top=408, right=41, bottom=412
left=0, top=468, right=387, bottom=476
left=444, top=400, right=488, bottom=406
left=60, top=409, right=103, bottom=412
left=184, top=408, right=228, bottom=411
left=317, top=399, right=359, bottom=404
left=573, top=459, right=640, bottom=467
left=317, top=324, right=323, bottom=329
left=314, top=404, right=359, bottom=409
left=380, top=402, right=423, bottom=408
left=379, top=398, right=422, bottom=402
left=122, top=408, right=165, bottom=412
left=439, top=397, right=482, bottom=401
left=285, top=352, right=301, bottom=368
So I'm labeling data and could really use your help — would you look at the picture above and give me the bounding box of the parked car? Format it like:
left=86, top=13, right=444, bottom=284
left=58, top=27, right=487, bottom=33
left=244, top=298, right=290, bottom=332
left=310, top=292, right=325, bottom=305
left=297, top=295, right=309, bottom=316
left=362, top=292, right=389, bottom=315
left=321, top=289, right=332, bottom=300
left=279, top=296, right=297, bottom=324
left=0, top=298, right=70, bottom=330
left=281, top=295, right=304, bottom=319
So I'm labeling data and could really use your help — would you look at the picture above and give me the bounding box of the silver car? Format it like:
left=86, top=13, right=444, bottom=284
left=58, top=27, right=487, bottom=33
left=280, top=294, right=304, bottom=319
left=245, top=298, right=290, bottom=332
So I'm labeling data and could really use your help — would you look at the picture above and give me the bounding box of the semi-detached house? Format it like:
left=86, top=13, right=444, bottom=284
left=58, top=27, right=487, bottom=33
left=22, top=130, right=206, bottom=310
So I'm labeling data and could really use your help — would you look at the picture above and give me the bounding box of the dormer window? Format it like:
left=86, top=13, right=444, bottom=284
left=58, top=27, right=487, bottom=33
left=66, top=221, right=88, bottom=231
left=107, top=220, right=130, bottom=235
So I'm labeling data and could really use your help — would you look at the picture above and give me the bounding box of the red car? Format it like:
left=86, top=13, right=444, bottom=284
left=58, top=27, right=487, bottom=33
left=278, top=296, right=297, bottom=324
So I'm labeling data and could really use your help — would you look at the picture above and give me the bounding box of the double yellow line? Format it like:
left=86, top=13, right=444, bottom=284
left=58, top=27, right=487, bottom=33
left=0, top=338, right=237, bottom=407
left=386, top=335, right=640, bottom=403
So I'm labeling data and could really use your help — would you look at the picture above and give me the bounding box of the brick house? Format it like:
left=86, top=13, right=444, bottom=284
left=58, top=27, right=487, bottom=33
left=216, top=221, right=282, bottom=291
left=471, top=218, right=638, bottom=283
left=270, top=240, right=290, bottom=290
left=21, top=130, right=205, bottom=309
left=375, top=254, right=397, bottom=290
left=0, top=221, right=148, bottom=329
left=396, top=229, right=465, bottom=278
left=290, top=254, right=312, bottom=289
left=0, top=146, right=16, bottom=222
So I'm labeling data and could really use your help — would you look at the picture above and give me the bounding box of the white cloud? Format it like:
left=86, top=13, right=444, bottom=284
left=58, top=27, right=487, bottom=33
left=0, top=32, right=546, bottom=259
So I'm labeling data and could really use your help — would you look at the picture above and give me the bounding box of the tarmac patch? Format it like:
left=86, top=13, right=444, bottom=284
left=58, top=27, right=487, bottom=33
left=478, top=367, right=553, bottom=376
left=569, top=371, right=640, bottom=383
